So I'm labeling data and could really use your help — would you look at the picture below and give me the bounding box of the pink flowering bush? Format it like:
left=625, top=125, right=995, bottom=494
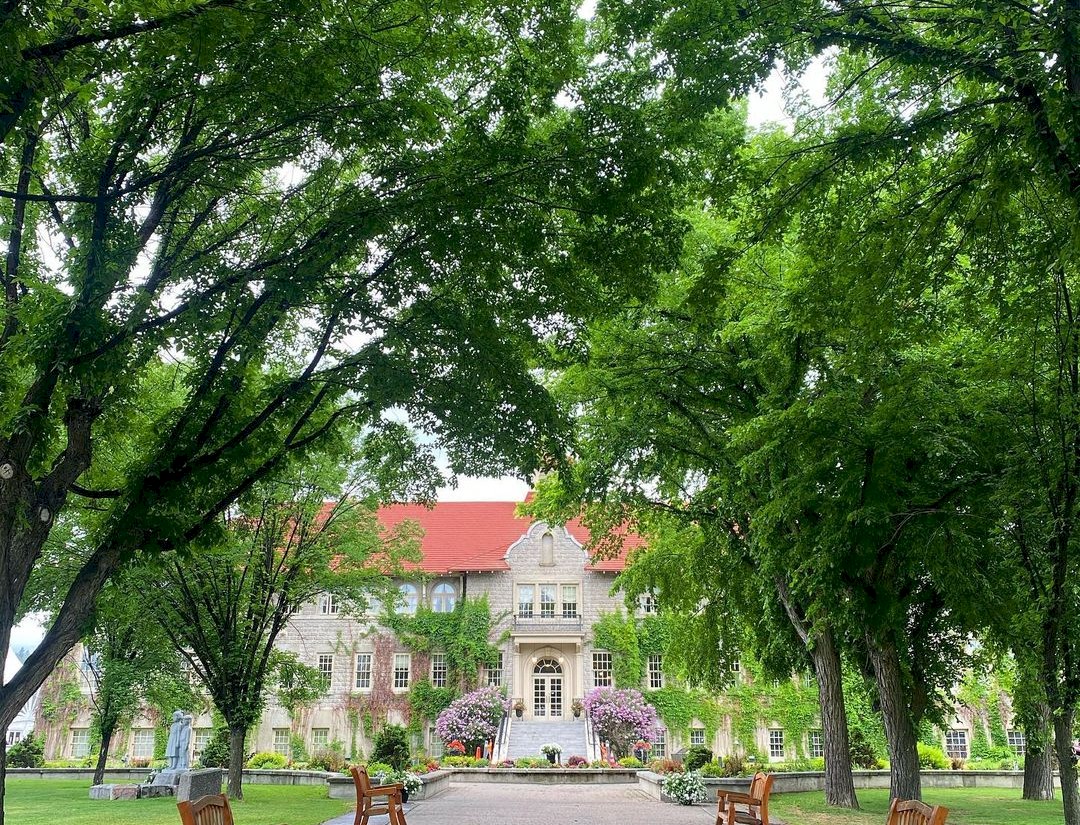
left=583, top=686, right=658, bottom=758
left=435, top=686, right=509, bottom=749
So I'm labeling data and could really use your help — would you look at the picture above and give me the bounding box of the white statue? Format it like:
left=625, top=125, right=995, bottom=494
left=164, top=710, right=193, bottom=771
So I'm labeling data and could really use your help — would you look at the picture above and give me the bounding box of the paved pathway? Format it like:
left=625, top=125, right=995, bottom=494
left=321, top=783, right=718, bottom=825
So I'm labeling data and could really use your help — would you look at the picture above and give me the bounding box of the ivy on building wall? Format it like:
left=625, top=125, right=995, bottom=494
left=592, top=610, right=644, bottom=687
left=383, top=596, right=504, bottom=690
left=957, top=667, right=1013, bottom=757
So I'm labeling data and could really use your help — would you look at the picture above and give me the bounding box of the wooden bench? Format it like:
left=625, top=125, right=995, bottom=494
left=178, top=794, right=233, bottom=825
left=716, top=771, right=773, bottom=825
left=350, top=765, right=408, bottom=825
left=886, top=798, right=949, bottom=825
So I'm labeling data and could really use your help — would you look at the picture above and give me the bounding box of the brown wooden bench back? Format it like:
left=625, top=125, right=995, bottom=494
left=886, top=798, right=949, bottom=825
left=177, top=793, right=234, bottom=825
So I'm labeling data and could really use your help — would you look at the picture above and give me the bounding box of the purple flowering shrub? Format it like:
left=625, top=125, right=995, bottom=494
left=435, top=686, right=509, bottom=749
left=583, top=687, right=658, bottom=758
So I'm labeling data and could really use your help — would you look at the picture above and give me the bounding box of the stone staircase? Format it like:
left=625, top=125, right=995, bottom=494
left=504, top=718, right=589, bottom=760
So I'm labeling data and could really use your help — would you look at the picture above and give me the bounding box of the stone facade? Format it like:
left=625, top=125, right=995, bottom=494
left=33, top=503, right=1019, bottom=767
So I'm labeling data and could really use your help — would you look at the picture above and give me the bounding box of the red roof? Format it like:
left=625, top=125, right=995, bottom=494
left=374, top=501, right=642, bottom=574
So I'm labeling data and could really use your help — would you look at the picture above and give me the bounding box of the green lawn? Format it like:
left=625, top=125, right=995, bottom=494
left=4, top=779, right=352, bottom=825
left=770, top=788, right=1065, bottom=825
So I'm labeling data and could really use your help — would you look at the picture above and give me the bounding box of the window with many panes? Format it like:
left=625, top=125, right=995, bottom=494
left=769, top=729, right=785, bottom=760
left=945, top=729, right=968, bottom=759
left=193, top=728, right=211, bottom=756
left=647, top=653, right=664, bottom=689
left=311, top=728, right=329, bottom=749
left=432, top=582, right=456, bottom=613
left=431, top=653, right=447, bottom=688
left=355, top=652, right=372, bottom=690
left=317, top=653, right=334, bottom=686
left=393, top=653, right=411, bottom=689
left=517, top=585, right=535, bottom=618
left=1007, top=730, right=1026, bottom=755
left=318, top=593, right=339, bottom=614
left=398, top=583, right=418, bottom=615
left=593, top=651, right=613, bottom=687
left=429, top=727, right=444, bottom=757
left=486, top=652, right=503, bottom=687
left=639, top=593, right=658, bottom=614
left=71, top=729, right=90, bottom=758
left=652, top=729, right=666, bottom=758
left=131, top=728, right=155, bottom=758
left=690, top=728, right=705, bottom=746
left=561, top=585, right=578, bottom=619
left=540, top=584, right=557, bottom=618
left=808, top=730, right=824, bottom=759
left=273, top=728, right=290, bottom=756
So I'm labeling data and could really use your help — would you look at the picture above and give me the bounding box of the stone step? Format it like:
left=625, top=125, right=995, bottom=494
left=505, top=719, right=588, bottom=760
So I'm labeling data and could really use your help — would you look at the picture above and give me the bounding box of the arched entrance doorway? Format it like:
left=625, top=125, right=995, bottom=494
left=532, top=658, right=563, bottom=718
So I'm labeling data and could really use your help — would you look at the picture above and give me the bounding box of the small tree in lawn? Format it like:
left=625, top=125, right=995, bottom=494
left=139, top=444, right=426, bottom=799
left=435, top=686, right=509, bottom=753
left=583, top=687, right=658, bottom=759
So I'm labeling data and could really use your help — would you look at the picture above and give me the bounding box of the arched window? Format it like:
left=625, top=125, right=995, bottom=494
left=534, top=658, right=562, bottom=674
left=398, top=583, right=418, bottom=615
left=540, top=532, right=554, bottom=566
left=432, top=582, right=456, bottom=613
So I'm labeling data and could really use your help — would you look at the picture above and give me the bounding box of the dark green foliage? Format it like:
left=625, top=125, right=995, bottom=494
left=198, top=729, right=231, bottom=769
left=685, top=746, right=713, bottom=771
left=848, top=729, right=880, bottom=770
left=372, top=725, right=410, bottom=772
left=6, top=734, right=44, bottom=768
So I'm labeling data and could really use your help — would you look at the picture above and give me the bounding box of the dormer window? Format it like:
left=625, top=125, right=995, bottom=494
left=432, top=582, right=456, bottom=613
left=540, top=532, right=554, bottom=566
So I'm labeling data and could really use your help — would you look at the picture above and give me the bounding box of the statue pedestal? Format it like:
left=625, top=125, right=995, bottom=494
left=151, top=769, right=183, bottom=787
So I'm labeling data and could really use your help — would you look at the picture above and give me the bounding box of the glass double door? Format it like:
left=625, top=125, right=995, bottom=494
left=532, top=658, right=563, bottom=717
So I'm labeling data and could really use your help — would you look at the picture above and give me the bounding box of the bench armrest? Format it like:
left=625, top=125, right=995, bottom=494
left=717, top=792, right=760, bottom=805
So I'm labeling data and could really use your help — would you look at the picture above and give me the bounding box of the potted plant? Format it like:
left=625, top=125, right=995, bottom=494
left=571, top=699, right=584, bottom=719
left=540, top=743, right=562, bottom=765
left=513, top=700, right=525, bottom=719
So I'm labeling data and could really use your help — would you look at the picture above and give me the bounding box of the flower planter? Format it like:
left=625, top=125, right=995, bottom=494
left=546, top=754, right=557, bottom=765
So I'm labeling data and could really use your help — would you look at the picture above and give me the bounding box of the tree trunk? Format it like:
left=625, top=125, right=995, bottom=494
left=1055, top=708, right=1080, bottom=825
left=868, top=639, right=921, bottom=801
left=774, top=577, right=858, bottom=808
left=93, top=724, right=115, bottom=787
left=1023, top=700, right=1055, bottom=801
left=1, top=736, right=7, bottom=825
left=227, top=726, right=246, bottom=800
left=811, top=630, right=860, bottom=808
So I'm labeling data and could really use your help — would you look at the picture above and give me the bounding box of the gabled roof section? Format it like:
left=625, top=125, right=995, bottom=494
left=375, top=499, right=643, bottom=574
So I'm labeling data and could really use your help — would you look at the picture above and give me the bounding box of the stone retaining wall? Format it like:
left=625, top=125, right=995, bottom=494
left=638, top=770, right=1062, bottom=802
left=9, top=768, right=334, bottom=786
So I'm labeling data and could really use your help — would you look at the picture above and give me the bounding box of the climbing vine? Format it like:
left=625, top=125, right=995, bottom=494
left=383, top=596, right=504, bottom=690
left=592, top=610, right=643, bottom=687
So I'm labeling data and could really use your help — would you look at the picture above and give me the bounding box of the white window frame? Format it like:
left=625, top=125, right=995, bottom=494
left=486, top=652, right=503, bottom=687
left=561, top=584, right=578, bottom=619
left=193, top=728, right=212, bottom=756
left=311, top=728, right=329, bottom=749
left=131, top=728, right=155, bottom=759
left=431, top=653, right=448, bottom=688
left=317, top=653, right=334, bottom=687
left=768, top=728, right=785, bottom=760
left=355, top=652, right=372, bottom=690
left=639, top=593, right=658, bottom=614
left=808, top=730, right=824, bottom=759
left=272, top=728, right=291, bottom=757
left=429, top=726, right=444, bottom=757
left=393, top=653, right=411, bottom=690
left=398, top=583, right=419, bottom=615
left=945, top=729, right=968, bottom=759
left=431, top=582, right=456, bottom=613
left=652, top=729, right=666, bottom=758
left=689, top=727, right=706, bottom=747
left=318, top=593, right=339, bottom=614
left=517, top=584, right=535, bottom=618
left=647, top=653, right=664, bottom=689
left=539, top=584, right=557, bottom=618
left=71, top=728, right=91, bottom=758
left=1007, top=730, right=1026, bottom=755
left=592, top=651, right=613, bottom=687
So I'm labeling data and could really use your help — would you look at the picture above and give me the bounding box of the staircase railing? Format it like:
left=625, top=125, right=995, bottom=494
left=493, top=704, right=511, bottom=763
left=584, top=707, right=601, bottom=763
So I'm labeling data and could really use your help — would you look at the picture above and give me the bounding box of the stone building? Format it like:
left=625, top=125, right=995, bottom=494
left=34, top=498, right=1025, bottom=767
